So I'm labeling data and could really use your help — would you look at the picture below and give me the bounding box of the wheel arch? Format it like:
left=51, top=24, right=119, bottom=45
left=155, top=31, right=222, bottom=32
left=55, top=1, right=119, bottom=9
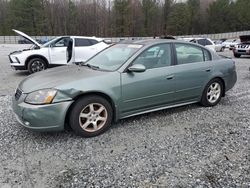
left=25, top=55, right=49, bottom=69
left=64, top=91, right=117, bottom=130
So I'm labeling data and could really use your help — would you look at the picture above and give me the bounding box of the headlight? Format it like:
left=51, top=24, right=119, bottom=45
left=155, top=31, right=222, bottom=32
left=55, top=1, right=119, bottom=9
left=25, top=89, right=57, bottom=105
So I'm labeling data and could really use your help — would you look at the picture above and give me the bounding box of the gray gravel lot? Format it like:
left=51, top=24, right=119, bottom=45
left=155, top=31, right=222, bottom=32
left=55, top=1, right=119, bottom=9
left=0, top=45, right=249, bottom=188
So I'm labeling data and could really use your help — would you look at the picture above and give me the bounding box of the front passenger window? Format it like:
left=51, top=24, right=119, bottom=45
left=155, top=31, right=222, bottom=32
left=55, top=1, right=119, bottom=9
left=53, top=37, right=70, bottom=47
left=133, top=44, right=172, bottom=69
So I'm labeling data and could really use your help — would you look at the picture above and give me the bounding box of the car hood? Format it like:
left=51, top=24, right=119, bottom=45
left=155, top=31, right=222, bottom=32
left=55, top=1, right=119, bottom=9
left=13, top=29, right=42, bottom=48
left=18, top=65, right=108, bottom=93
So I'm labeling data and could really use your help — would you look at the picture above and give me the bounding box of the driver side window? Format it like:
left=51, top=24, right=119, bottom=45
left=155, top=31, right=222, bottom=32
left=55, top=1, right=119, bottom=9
left=132, top=44, right=172, bottom=69
left=53, top=37, right=70, bottom=47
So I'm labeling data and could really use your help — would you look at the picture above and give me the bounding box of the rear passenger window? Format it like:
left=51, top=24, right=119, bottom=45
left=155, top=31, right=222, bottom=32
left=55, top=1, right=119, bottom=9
left=205, top=39, right=212, bottom=45
left=89, top=39, right=98, bottom=45
left=75, top=38, right=92, bottom=46
left=197, top=39, right=206, bottom=46
left=175, top=44, right=204, bottom=65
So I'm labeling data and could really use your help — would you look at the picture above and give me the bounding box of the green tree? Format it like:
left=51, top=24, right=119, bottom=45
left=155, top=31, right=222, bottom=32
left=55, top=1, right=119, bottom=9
left=141, top=0, right=159, bottom=36
left=7, top=0, right=46, bottom=35
left=0, top=0, right=8, bottom=35
left=66, top=0, right=77, bottom=35
left=162, top=0, right=173, bottom=35
left=207, top=0, right=233, bottom=33
left=187, top=0, right=201, bottom=34
left=112, top=0, right=130, bottom=37
left=167, top=3, right=191, bottom=35
left=233, top=0, right=250, bottom=31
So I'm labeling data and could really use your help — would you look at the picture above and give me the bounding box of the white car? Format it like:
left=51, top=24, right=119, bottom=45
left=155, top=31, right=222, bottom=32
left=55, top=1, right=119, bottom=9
left=179, top=37, right=217, bottom=52
left=9, top=30, right=110, bottom=73
left=214, top=40, right=226, bottom=52
left=222, top=39, right=240, bottom=50
left=189, top=38, right=217, bottom=52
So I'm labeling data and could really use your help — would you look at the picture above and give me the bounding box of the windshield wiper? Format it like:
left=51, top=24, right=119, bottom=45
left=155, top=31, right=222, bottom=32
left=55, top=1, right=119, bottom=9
left=81, top=63, right=100, bottom=70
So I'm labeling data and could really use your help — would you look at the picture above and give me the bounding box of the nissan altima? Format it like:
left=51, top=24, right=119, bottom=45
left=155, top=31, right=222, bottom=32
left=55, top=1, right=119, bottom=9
left=12, top=40, right=237, bottom=137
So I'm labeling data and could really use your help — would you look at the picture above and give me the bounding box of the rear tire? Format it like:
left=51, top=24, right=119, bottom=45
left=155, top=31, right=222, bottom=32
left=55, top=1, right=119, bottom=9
left=200, top=79, right=223, bottom=107
left=220, top=47, right=225, bottom=52
left=27, top=58, right=47, bottom=74
left=69, top=95, right=113, bottom=137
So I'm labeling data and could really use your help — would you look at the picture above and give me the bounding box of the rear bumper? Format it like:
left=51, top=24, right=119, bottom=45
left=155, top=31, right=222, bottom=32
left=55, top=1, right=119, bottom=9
left=12, top=96, right=73, bottom=132
left=225, top=70, right=237, bottom=92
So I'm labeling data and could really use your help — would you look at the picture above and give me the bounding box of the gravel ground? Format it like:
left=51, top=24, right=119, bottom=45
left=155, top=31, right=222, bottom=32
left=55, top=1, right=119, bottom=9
left=0, top=45, right=250, bottom=188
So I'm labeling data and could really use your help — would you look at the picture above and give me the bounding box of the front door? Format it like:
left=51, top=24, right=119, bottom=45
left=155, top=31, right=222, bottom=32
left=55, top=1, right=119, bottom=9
left=49, top=37, right=70, bottom=65
left=120, top=43, right=176, bottom=116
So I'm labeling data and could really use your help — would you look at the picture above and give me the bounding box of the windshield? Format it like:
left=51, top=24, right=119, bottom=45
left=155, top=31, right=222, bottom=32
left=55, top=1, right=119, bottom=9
left=42, top=37, right=61, bottom=47
left=85, top=43, right=143, bottom=71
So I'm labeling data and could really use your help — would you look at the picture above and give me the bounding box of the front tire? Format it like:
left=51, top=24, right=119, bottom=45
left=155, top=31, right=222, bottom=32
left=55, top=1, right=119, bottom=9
left=234, top=53, right=241, bottom=58
left=27, top=58, right=47, bottom=74
left=69, top=95, right=113, bottom=137
left=200, top=79, right=223, bottom=107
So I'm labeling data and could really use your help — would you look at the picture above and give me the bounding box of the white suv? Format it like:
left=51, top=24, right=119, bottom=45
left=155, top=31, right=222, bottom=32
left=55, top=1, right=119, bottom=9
left=9, top=30, right=110, bottom=73
left=233, top=35, right=250, bottom=58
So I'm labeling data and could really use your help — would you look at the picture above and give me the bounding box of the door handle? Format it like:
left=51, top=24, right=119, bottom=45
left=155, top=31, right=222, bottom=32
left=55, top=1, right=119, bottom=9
left=205, top=69, right=211, bottom=72
left=166, top=75, right=174, bottom=80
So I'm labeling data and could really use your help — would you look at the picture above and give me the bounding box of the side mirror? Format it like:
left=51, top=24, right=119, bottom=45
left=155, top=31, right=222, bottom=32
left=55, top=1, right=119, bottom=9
left=128, top=64, right=146, bottom=73
left=49, top=44, right=54, bottom=48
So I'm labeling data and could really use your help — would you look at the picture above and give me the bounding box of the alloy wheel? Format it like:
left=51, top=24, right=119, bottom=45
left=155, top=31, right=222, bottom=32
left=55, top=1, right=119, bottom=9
left=31, top=60, right=45, bottom=72
left=79, top=103, right=108, bottom=132
left=207, top=82, right=221, bottom=104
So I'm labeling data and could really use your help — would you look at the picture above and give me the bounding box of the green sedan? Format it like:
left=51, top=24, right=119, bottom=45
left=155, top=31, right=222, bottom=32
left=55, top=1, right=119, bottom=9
left=12, top=40, right=237, bottom=137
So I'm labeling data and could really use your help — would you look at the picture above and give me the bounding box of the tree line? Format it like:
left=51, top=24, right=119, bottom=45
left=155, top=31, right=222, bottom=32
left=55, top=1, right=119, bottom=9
left=0, top=0, right=250, bottom=37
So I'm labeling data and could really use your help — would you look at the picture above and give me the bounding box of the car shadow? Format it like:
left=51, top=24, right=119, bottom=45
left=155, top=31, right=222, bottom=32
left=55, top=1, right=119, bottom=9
left=14, top=71, right=30, bottom=76
left=19, top=103, right=202, bottom=141
left=112, top=103, right=201, bottom=130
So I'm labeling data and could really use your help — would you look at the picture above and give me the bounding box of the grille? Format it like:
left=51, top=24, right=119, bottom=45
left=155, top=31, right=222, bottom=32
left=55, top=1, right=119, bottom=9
left=15, top=88, right=22, bottom=101
left=238, top=50, right=246, bottom=53
left=237, top=45, right=250, bottom=49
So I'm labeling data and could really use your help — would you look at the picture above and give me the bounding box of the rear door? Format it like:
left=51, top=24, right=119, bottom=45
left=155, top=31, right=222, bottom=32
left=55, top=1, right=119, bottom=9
left=173, top=43, right=212, bottom=102
left=74, top=38, right=102, bottom=63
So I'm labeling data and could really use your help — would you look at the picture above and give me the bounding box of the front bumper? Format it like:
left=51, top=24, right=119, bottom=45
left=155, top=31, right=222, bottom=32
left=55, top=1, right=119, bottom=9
left=12, top=95, right=73, bottom=131
left=11, top=65, right=26, bottom=70
left=9, top=54, right=26, bottom=70
left=234, top=49, right=250, bottom=55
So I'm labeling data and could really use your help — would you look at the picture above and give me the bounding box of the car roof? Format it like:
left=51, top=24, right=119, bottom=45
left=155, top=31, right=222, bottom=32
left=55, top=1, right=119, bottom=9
left=57, top=36, right=103, bottom=41
left=118, top=39, right=215, bottom=54
left=119, top=39, right=176, bottom=45
left=119, top=39, right=207, bottom=46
